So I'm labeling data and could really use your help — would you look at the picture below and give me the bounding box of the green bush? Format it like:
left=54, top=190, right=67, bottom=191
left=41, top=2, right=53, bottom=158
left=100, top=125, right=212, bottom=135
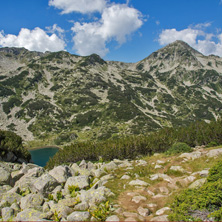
left=169, top=179, right=222, bottom=221
left=46, top=117, right=222, bottom=169
left=0, top=130, right=31, bottom=162
left=169, top=161, right=222, bottom=221
left=208, top=161, right=222, bottom=182
left=166, top=142, right=192, bottom=155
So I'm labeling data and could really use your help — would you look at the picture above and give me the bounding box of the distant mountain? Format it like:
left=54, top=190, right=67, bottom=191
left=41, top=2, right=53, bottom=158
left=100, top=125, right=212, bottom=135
left=0, top=41, right=222, bottom=144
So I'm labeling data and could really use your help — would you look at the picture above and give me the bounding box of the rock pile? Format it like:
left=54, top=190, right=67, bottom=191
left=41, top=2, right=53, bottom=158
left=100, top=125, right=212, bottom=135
left=0, top=159, right=120, bottom=221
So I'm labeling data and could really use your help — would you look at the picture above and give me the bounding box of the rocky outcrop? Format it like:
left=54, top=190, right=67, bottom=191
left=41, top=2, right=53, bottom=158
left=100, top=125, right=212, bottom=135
left=0, top=160, right=118, bottom=221
left=1, top=146, right=222, bottom=221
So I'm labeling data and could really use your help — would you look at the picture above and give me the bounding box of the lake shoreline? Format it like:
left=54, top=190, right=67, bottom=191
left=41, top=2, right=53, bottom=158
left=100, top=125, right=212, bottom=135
left=28, top=145, right=62, bottom=151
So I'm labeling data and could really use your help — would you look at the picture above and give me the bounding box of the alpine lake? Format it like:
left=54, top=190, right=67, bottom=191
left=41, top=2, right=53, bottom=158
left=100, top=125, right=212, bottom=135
left=29, top=147, right=59, bottom=167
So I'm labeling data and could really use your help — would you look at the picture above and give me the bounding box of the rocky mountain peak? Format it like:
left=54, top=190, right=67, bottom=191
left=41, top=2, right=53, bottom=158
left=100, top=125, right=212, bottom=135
left=136, top=40, right=204, bottom=71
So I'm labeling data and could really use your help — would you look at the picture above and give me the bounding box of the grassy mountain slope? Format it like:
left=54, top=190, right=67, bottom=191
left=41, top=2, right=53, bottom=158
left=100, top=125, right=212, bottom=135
left=0, top=41, right=222, bottom=144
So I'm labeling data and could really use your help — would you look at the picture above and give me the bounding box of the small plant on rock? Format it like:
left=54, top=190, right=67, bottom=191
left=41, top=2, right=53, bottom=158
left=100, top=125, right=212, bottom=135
left=48, top=193, right=54, bottom=201
left=56, top=191, right=63, bottom=201
left=68, top=185, right=80, bottom=198
left=52, top=210, right=61, bottom=222
left=90, top=201, right=110, bottom=221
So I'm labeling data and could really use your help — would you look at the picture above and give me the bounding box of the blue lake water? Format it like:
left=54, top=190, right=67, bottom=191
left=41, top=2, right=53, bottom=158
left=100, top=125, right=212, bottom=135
left=29, top=147, right=59, bottom=167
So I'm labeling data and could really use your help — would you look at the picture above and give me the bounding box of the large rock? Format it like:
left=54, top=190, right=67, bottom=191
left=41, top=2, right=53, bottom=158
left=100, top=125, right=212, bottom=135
left=11, top=170, right=24, bottom=186
left=1, top=207, right=14, bottom=221
left=151, top=215, right=169, bottom=221
left=74, top=201, right=89, bottom=211
left=64, top=175, right=89, bottom=193
left=32, top=173, right=59, bottom=197
left=79, top=160, right=87, bottom=169
left=48, top=165, right=72, bottom=183
left=20, top=193, right=44, bottom=210
left=102, top=162, right=118, bottom=171
left=170, top=166, right=185, bottom=173
left=49, top=202, right=74, bottom=218
left=137, top=206, right=150, bottom=217
left=132, top=195, right=147, bottom=204
left=25, top=167, right=45, bottom=178
left=0, top=167, right=11, bottom=185
left=79, top=186, right=111, bottom=206
left=4, top=152, right=17, bottom=162
left=91, top=168, right=106, bottom=178
left=1, top=192, right=22, bottom=204
left=0, top=185, right=12, bottom=199
left=150, top=174, right=173, bottom=183
left=156, top=207, right=171, bottom=216
left=179, top=151, right=202, bottom=160
left=14, top=208, right=46, bottom=221
left=58, top=198, right=78, bottom=208
left=189, top=178, right=207, bottom=189
left=129, top=179, right=149, bottom=186
left=67, top=211, right=90, bottom=221
left=192, top=170, right=209, bottom=177
left=14, top=176, right=37, bottom=193
left=106, top=215, right=120, bottom=221
left=207, top=148, right=222, bottom=158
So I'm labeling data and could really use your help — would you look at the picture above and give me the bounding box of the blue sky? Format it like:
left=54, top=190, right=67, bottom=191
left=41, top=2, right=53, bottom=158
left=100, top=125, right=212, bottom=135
left=0, top=0, right=222, bottom=62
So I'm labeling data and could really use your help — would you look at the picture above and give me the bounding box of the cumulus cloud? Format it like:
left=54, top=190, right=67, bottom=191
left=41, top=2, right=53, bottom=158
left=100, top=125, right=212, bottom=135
left=49, top=0, right=106, bottom=14
left=0, top=27, right=66, bottom=52
left=158, top=25, right=222, bottom=57
left=72, top=4, right=143, bottom=56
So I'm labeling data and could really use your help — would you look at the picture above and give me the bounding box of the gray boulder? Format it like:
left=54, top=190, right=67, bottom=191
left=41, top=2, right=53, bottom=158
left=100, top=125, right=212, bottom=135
left=79, top=160, right=87, bottom=169
left=11, top=170, right=24, bottom=186
left=14, top=208, right=46, bottom=221
left=106, top=215, right=120, bottom=221
left=102, top=162, right=118, bottom=171
left=49, top=202, right=74, bottom=219
left=11, top=202, right=21, bottom=214
left=0, top=167, right=11, bottom=185
left=150, top=215, right=169, bottom=221
left=91, top=168, right=106, bottom=178
left=49, top=165, right=72, bottom=183
left=79, top=186, right=109, bottom=206
left=179, top=151, right=202, bottom=160
left=87, top=161, right=96, bottom=170
left=20, top=193, right=44, bottom=210
left=5, top=152, right=17, bottom=162
left=156, top=207, right=171, bottom=216
left=74, top=201, right=89, bottom=211
left=1, top=207, right=14, bottom=221
left=129, top=179, right=149, bottom=186
left=1, top=192, right=22, bottom=204
left=67, top=211, right=90, bottom=221
left=0, top=185, right=12, bottom=199
left=14, top=176, right=37, bottom=193
left=189, top=178, right=207, bottom=189
left=207, top=148, right=222, bottom=158
left=170, top=166, right=185, bottom=173
left=65, top=175, right=89, bottom=193
left=32, top=173, right=59, bottom=197
left=137, top=206, right=150, bottom=217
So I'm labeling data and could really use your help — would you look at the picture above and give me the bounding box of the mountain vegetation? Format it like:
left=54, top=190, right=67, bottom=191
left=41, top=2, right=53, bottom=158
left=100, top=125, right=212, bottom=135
left=46, top=117, right=222, bottom=169
left=0, top=41, right=222, bottom=144
left=0, top=129, right=31, bottom=162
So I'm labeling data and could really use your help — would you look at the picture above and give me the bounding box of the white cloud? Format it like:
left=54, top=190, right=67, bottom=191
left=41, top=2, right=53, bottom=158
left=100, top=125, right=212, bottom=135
left=0, top=27, right=66, bottom=52
left=158, top=26, right=222, bottom=57
left=72, top=4, right=143, bottom=56
left=158, top=28, right=203, bottom=46
left=49, top=0, right=106, bottom=14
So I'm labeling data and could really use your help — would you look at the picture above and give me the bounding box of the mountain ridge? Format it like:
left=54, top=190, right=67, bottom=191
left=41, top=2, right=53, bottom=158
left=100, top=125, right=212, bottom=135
left=0, top=41, right=221, bottom=144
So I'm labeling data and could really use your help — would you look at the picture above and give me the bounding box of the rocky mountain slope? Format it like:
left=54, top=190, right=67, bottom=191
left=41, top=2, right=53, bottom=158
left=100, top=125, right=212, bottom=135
left=1, top=145, right=222, bottom=221
left=0, top=41, right=222, bottom=143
